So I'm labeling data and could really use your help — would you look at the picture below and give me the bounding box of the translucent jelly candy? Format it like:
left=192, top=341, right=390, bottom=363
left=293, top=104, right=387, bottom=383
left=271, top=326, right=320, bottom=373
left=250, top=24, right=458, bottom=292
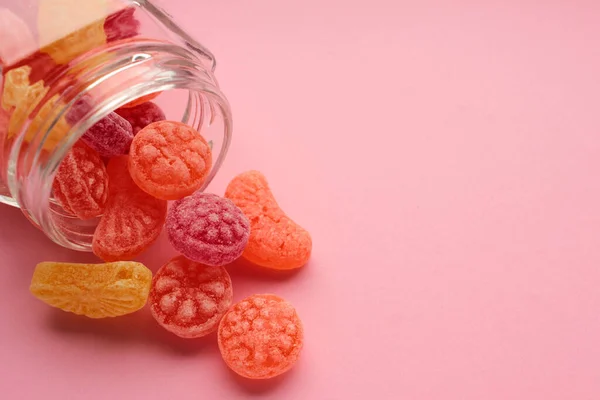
left=149, top=255, right=233, bottom=338
left=52, top=141, right=108, bottom=219
left=225, top=171, right=312, bottom=270
left=115, top=102, right=166, bottom=135
left=92, top=156, right=167, bottom=262
left=81, top=112, right=134, bottom=158
left=120, top=93, right=161, bottom=109
left=129, top=121, right=212, bottom=200
left=218, top=294, right=304, bottom=379
left=30, top=261, right=152, bottom=319
left=166, top=192, right=250, bottom=266
left=104, top=7, right=140, bottom=42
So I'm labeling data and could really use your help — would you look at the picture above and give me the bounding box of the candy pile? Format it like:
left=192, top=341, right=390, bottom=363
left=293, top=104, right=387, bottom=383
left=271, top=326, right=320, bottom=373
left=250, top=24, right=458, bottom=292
left=24, top=93, right=312, bottom=380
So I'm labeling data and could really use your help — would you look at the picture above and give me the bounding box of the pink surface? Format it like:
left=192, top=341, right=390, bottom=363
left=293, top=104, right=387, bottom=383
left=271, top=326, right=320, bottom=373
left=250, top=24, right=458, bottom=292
left=1, top=1, right=600, bottom=399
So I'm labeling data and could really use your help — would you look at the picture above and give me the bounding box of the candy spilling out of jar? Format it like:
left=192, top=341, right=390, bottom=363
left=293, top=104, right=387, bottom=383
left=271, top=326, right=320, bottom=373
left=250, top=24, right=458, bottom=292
left=23, top=94, right=311, bottom=380
left=2, top=5, right=312, bottom=382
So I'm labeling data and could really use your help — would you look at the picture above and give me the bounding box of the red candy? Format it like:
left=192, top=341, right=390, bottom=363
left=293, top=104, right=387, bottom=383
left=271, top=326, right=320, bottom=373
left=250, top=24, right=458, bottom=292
left=81, top=112, right=133, bottom=158
left=149, top=255, right=233, bottom=338
left=128, top=121, right=212, bottom=200
left=166, top=192, right=250, bottom=266
left=104, top=7, right=140, bottom=43
left=52, top=141, right=108, bottom=219
left=92, top=156, right=167, bottom=262
left=115, top=102, right=166, bottom=135
left=218, top=294, right=304, bottom=379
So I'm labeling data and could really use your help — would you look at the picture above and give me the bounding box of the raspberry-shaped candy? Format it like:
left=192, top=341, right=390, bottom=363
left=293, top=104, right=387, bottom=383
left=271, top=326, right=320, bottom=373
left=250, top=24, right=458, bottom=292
left=150, top=255, right=233, bottom=338
left=81, top=112, right=134, bottom=158
left=52, top=141, right=108, bottom=219
left=30, top=261, right=152, bottom=319
left=166, top=192, right=250, bottom=266
left=218, top=294, right=304, bottom=379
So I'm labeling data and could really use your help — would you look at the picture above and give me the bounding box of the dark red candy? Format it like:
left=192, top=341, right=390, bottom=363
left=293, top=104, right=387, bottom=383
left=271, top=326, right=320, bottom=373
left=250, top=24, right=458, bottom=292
left=104, top=8, right=140, bottom=42
left=115, top=102, right=166, bottom=135
left=81, top=112, right=134, bottom=157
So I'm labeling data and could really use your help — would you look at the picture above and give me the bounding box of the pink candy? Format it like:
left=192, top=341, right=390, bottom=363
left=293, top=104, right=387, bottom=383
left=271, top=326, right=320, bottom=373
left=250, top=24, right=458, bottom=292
left=166, top=192, right=251, bottom=266
left=81, top=112, right=134, bottom=158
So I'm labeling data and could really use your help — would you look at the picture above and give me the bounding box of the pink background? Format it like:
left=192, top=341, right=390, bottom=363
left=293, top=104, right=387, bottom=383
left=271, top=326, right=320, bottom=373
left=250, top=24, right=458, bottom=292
left=2, top=1, right=600, bottom=398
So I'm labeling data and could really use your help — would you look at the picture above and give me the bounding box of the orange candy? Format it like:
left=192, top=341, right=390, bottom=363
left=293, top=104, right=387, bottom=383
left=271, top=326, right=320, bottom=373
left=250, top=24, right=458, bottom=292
left=218, top=294, right=304, bottom=379
left=30, top=261, right=152, bottom=318
left=129, top=121, right=212, bottom=200
left=224, top=171, right=312, bottom=270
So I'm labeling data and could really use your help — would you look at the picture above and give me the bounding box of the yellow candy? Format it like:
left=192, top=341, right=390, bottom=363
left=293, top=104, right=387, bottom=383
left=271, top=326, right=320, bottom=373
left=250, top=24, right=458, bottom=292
left=30, top=261, right=152, bottom=318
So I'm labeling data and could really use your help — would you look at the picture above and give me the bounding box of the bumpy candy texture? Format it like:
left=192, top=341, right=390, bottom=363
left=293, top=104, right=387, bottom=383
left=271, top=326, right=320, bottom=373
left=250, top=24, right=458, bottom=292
left=120, top=93, right=161, bottom=109
left=225, top=171, right=312, bottom=270
left=81, top=112, right=133, bottom=157
left=150, top=255, right=233, bottom=338
left=166, top=192, right=250, bottom=266
left=2, top=66, right=32, bottom=111
left=115, top=102, right=166, bottom=135
left=218, top=294, right=304, bottom=379
left=92, top=156, right=167, bottom=262
left=52, top=141, right=108, bottom=219
left=129, top=121, right=212, bottom=200
left=30, top=261, right=152, bottom=318
left=104, top=7, right=140, bottom=42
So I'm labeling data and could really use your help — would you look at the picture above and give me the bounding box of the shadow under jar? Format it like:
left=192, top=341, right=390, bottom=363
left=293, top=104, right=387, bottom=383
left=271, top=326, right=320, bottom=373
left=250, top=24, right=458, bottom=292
left=0, top=0, right=232, bottom=251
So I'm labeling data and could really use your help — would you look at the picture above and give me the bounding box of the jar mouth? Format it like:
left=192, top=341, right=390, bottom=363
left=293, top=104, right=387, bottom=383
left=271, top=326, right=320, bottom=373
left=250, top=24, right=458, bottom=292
left=7, top=40, right=232, bottom=251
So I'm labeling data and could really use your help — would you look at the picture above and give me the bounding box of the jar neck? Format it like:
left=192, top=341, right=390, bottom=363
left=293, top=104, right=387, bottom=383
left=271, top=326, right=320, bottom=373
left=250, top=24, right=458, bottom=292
left=6, top=40, right=232, bottom=250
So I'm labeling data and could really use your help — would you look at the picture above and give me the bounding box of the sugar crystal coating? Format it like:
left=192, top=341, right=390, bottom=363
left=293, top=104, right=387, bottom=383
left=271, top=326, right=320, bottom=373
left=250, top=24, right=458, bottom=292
left=150, top=255, right=233, bottom=338
left=166, top=192, right=250, bottom=266
left=129, top=121, right=212, bottom=200
left=92, top=156, right=167, bottom=261
left=218, top=294, right=304, bottom=379
left=115, top=102, right=166, bottom=135
left=81, top=112, right=133, bottom=157
left=225, top=171, right=312, bottom=270
left=30, top=261, right=152, bottom=318
left=52, top=141, right=108, bottom=219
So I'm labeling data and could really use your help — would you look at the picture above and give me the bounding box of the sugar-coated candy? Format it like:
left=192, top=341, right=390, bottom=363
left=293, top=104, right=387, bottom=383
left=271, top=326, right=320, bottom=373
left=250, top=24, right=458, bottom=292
left=149, top=255, right=233, bottom=338
left=129, top=121, right=212, bottom=200
left=218, top=294, right=304, bottom=379
left=92, top=156, right=167, bottom=262
left=52, top=141, right=108, bottom=219
left=0, top=9, right=36, bottom=66
left=166, top=192, right=250, bottom=266
left=115, top=102, right=166, bottom=135
left=104, top=7, right=140, bottom=42
left=81, top=112, right=134, bottom=157
left=120, top=93, right=161, bottom=109
left=225, top=171, right=312, bottom=270
left=30, top=261, right=152, bottom=319
left=2, top=66, right=32, bottom=111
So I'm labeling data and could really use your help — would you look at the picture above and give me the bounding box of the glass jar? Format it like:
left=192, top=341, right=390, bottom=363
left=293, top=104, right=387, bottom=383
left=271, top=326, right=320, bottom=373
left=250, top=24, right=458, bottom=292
left=0, top=0, right=232, bottom=251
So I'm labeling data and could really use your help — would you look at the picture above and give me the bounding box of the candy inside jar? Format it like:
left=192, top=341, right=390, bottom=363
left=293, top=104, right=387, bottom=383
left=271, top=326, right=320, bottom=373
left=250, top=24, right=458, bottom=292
left=0, top=0, right=232, bottom=252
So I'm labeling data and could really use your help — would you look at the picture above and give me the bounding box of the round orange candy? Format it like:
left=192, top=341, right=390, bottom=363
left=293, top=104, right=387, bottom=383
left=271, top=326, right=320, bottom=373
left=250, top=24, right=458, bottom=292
left=128, top=121, right=212, bottom=200
left=218, top=294, right=304, bottom=379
